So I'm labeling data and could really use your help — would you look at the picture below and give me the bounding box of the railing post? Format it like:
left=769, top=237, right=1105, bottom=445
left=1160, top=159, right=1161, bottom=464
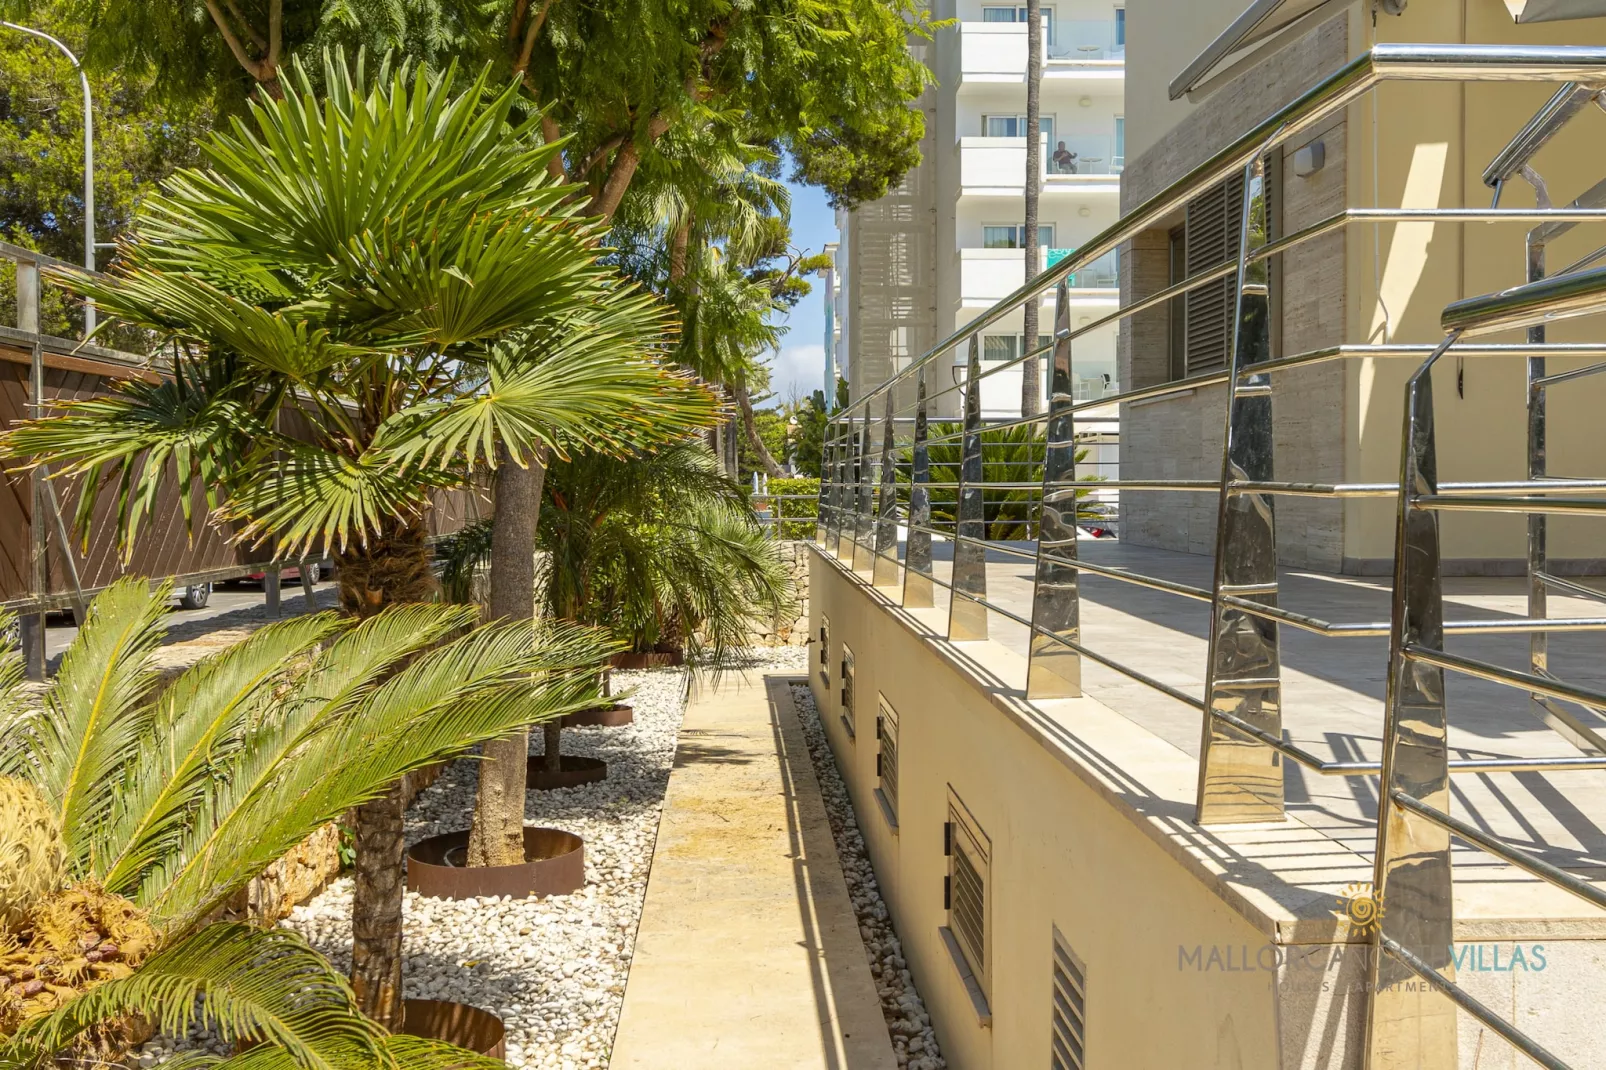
left=852, top=402, right=876, bottom=572
left=872, top=391, right=900, bottom=588
left=1365, top=340, right=1457, bottom=1069
left=815, top=421, right=833, bottom=547
left=1027, top=281, right=1081, bottom=698
left=1521, top=229, right=1606, bottom=753
left=829, top=418, right=851, bottom=559
left=17, top=257, right=46, bottom=680
left=1196, top=154, right=1284, bottom=824
left=948, top=336, right=988, bottom=640
left=903, top=367, right=935, bottom=608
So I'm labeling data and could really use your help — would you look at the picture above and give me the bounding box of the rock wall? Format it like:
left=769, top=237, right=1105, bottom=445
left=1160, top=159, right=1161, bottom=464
left=750, top=539, right=811, bottom=647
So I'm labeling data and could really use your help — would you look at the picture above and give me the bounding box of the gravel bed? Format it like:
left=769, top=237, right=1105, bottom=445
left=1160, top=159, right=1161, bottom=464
left=271, top=648, right=809, bottom=1070
left=791, top=682, right=946, bottom=1070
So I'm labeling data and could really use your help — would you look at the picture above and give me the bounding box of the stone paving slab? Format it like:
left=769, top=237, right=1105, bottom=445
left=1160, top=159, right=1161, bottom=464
left=608, top=672, right=897, bottom=1070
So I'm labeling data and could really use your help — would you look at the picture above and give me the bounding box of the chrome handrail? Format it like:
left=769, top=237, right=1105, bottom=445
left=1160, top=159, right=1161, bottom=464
left=816, top=41, right=1606, bottom=1070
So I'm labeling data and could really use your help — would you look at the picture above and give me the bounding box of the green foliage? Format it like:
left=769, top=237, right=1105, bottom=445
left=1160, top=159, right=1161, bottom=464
left=0, top=55, right=714, bottom=562
left=788, top=390, right=830, bottom=478
left=0, top=579, right=613, bottom=1064
left=737, top=406, right=790, bottom=482
left=909, top=423, right=1106, bottom=541
left=0, top=10, right=212, bottom=341
left=756, top=476, right=819, bottom=540
left=541, top=442, right=794, bottom=665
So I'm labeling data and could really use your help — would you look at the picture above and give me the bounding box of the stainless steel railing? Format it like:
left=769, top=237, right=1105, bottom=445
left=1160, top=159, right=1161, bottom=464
left=815, top=42, right=1606, bottom=1070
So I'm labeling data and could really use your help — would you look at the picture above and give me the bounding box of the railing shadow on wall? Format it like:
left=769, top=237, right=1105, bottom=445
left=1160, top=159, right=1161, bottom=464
left=814, top=45, right=1606, bottom=1070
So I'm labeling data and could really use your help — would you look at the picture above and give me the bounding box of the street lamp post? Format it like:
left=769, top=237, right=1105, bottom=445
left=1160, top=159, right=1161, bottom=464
left=3, top=21, right=95, bottom=333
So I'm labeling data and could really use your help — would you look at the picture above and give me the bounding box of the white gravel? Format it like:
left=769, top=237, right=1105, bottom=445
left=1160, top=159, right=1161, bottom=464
left=791, top=682, right=946, bottom=1070
left=272, top=648, right=810, bottom=1070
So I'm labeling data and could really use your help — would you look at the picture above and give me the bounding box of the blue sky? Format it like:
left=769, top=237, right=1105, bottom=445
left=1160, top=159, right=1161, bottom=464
left=761, top=178, right=838, bottom=408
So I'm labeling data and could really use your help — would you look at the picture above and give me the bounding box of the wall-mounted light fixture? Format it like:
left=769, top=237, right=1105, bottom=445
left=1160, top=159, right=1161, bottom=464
left=1293, top=139, right=1326, bottom=177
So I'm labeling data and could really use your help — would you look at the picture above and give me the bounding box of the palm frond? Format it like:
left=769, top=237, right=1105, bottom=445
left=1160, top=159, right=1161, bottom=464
left=94, top=612, right=351, bottom=898
left=0, top=924, right=380, bottom=1070
left=8, top=580, right=170, bottom=875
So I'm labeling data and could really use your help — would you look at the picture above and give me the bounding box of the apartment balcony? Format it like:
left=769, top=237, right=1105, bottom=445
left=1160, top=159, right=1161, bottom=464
left=958, top=247, right=1119, bottom=308
left=958, top=135, right=1122, bottom=199
left=957, top=20, right=1125, bottom=87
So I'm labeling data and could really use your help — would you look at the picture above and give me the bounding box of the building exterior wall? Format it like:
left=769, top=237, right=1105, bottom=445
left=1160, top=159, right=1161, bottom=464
left=1119, top=1, right=1606, bottom=572
left=838, top=0, right=1126, bottom=420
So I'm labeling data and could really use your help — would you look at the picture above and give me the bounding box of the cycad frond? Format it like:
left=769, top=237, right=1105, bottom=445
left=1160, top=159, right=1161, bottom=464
left=94, top=612, right=351, bottom=898
left=9, top=580, right=170, bottom=874
left=0, top=924, right=380, bottom=1070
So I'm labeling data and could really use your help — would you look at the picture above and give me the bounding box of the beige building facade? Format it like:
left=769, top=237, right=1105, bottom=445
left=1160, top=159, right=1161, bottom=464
left=1118, top=0, right=1606, bottom=573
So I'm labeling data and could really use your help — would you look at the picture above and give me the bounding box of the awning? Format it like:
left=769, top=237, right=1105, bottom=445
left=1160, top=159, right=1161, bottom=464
left=1505, top=0, right=1606, bottom=22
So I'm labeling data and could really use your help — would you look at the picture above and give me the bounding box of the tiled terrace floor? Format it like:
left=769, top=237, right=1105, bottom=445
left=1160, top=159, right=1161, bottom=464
left=840, top=538, right=1606, bottom=889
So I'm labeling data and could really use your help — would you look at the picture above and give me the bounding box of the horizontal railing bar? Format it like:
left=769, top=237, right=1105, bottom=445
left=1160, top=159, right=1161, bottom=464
left=1217, top=596, right=1389, bottom=637
left=1405, top=644, right=1606, bottom=711
left=1415, top=495, right=1606, bottom=514
left=1391, top=791, right=1606, bottom=914
left=1378, top=934, right=1573, bottom=1070
left=1038, top=551, right=1215, bottom=602
left=1538, top=572, right=1606, bottom=603
left=1211, top=708, right=1350, bottom=773
left=1443, top=261, right=1606, bottom=336
left=1535, top=359, right=1606, bottom=387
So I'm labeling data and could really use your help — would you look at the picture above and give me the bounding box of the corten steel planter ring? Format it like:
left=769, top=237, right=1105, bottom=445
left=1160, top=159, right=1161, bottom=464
left=399, top=999, right=506, bottom=1059
left=560, top=702, right=634, bottom=728
left=406, top=827, right=585, bottom=900
left=609, top=651, right=683, bottom=669
left=525, top=754, right=607, bottom=791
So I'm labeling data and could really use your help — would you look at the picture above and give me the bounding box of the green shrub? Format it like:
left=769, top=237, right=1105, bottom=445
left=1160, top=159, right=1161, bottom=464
left=758, top=477, right=820, bottom=539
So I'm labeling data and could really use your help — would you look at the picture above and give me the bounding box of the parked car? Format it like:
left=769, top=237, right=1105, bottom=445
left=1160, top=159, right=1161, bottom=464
left=239, top=561, right=323, bottom=585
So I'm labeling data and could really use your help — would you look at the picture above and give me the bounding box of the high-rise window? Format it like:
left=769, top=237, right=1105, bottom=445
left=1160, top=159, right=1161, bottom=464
left=1114, top=7, right=1125, bottom=45
left=983, top=115, right=1054, bottom=139
left=983, top=224, right=1055, bottom=249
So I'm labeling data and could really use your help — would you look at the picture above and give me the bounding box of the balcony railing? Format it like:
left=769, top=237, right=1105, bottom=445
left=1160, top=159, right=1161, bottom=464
left=1046, top=19, right=1125, bottom=63
left=961, top=135, right=1123, bottom=189
left=816, top=45, right=1606, bottom=1070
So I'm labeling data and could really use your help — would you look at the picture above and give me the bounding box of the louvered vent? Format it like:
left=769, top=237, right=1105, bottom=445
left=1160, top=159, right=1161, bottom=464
left=877, top=698, right=899, bottom=815
left=1051, top=931, right=1087, bottom=1070
left=950, top=840, right=986, bottom=983
left=1182, top=173, right=1245, bottom=376
left=840, top=646, right=856, bottom=736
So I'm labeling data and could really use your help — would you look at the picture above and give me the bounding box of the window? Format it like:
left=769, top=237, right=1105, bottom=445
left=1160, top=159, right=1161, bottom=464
left=840, top=645, right=856, bottom=738
left=874, top=696, right=900, bottom=827
left=983, top=115, right=1054, bottom=139
left=1114, top=6, right=1125, bottom=45
left=982, top=334, right=1052, bottom=361
left=1113, top=116, right=1125, bottom=171
left=982, top=224, right=1055, bottom=249
left=981, top=4, right=1053, bottom=32
left=944, top=791, right=991, bottom=999
left=1051, top=928, right=1088, bottom=1070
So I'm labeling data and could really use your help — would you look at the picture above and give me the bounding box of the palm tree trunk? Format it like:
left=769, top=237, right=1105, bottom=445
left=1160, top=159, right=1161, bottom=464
left=735, top=383, right=785, bottom=478
left=466, top=448, right=547, bottom=867
left=337, top=513, right=436, bottom=1029
left=542, top=720, right=564, bottom=774
left=350, top=781, right=406, bottom=1031
left=1022, top=0, right=1044, bottom=418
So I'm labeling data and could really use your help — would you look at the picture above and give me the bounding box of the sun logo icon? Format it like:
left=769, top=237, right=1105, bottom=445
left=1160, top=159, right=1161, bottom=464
left=1335, top=881, right=1385, bottom=934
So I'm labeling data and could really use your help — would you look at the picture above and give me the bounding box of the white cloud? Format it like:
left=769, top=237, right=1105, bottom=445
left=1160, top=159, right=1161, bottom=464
left=759, top=343, right=827, bottom=407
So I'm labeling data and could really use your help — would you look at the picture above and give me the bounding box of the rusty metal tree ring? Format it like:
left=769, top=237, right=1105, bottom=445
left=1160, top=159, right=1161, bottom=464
left=609, top=650, right=683, bottom=669
left=525, top=754, right=607, bottom=791
left=560, top=703, right=634, bottom=728
left=405, top=827, right=585, bottom=900
left=399, top=999, right=506, bottom=1059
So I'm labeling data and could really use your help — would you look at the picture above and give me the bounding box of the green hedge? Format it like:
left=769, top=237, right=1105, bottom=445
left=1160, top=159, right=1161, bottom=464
left=755, top=477, right=820, bottom=539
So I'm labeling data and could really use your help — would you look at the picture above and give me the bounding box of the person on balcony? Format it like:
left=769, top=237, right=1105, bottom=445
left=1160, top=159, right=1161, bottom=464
left=1053, top=141, right=1078, bottom=174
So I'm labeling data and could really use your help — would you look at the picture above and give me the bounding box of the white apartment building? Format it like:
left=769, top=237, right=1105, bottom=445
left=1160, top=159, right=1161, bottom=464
left=833, top=0, right=1127, bottom=417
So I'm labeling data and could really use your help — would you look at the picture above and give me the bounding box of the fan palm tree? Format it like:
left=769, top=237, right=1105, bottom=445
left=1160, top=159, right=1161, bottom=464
left=0, top=54, right=716, bottom=1022
left=437, top=442, right=795, bottom=773
left=0, top=578, right=613, bottom=1067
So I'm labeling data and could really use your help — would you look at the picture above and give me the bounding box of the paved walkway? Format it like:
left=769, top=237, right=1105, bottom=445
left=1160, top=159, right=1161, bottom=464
left=608, top=672, right=897, bottom=1070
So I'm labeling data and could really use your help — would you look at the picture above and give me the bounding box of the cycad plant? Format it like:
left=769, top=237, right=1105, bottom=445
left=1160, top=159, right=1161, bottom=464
left=914, top=423, right=1107, bottom=540
left=0, top=578, right=612, bottom=1067
left=0, top=54, right=715, bottom=1021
